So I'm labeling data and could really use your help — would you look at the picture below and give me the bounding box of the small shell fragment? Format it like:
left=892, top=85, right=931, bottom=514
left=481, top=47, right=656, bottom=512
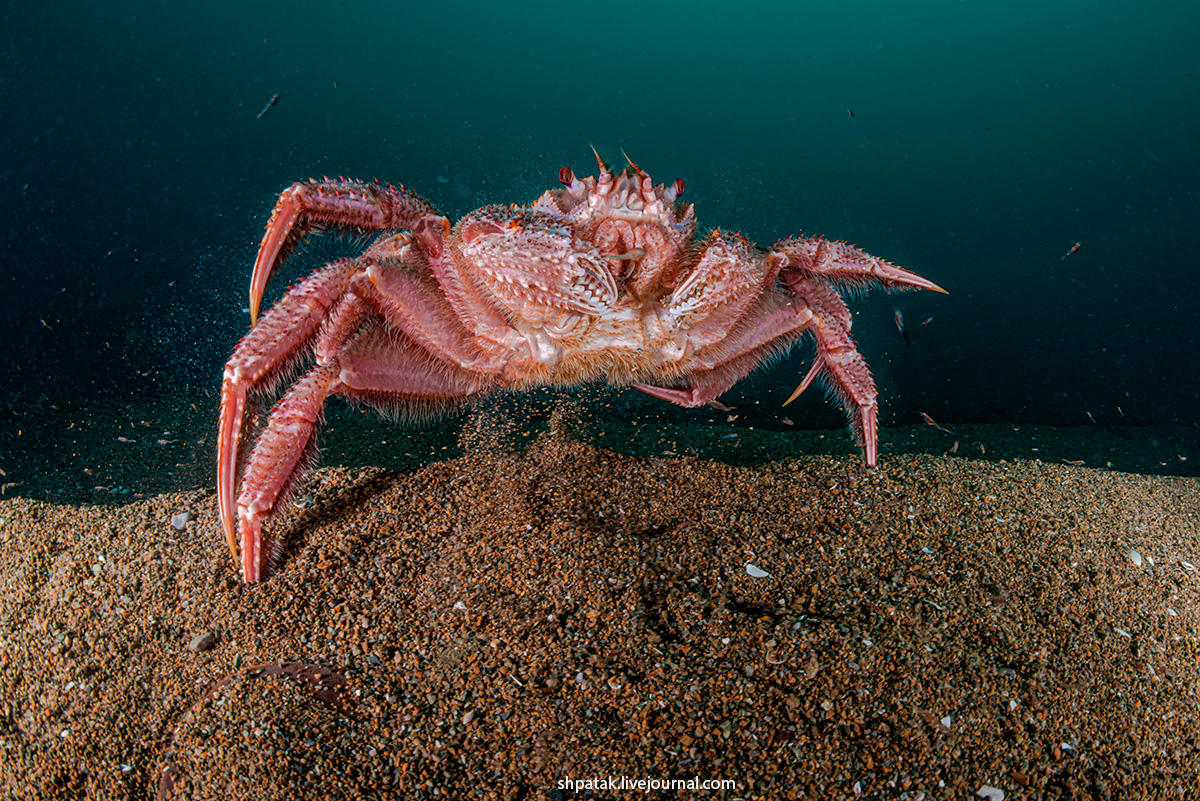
left=1128, top=549, right=1143, bottom=567
left=745, top=563, right=771, bottom=578
left=976, top=787, right=1005, bottom=801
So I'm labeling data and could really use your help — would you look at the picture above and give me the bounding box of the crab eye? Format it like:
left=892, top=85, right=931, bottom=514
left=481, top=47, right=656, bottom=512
left=559, top=167, right=575, bottom=186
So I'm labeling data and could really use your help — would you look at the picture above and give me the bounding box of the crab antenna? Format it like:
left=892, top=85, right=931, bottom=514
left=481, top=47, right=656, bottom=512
left=621, top=149, right=649, bottom=179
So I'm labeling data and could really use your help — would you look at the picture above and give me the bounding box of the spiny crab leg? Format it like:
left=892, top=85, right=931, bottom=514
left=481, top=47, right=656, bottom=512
left=782, top=275, right=880, bottom=465
left=218, top=260, right=357, bottom=568
left=236, top=361, right=341, bottom=582
left=774, top=236, right=948, bottom=294
left=250, top=178, right=439, bottom=323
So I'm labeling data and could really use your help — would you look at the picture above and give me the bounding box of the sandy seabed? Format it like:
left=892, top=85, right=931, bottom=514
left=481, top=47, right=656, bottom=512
left=2, top=430, right=1199, bottom=800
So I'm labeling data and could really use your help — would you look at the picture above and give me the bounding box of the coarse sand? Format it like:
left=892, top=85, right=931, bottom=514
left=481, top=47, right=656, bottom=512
left=2, top=427, right=1199, bottom=799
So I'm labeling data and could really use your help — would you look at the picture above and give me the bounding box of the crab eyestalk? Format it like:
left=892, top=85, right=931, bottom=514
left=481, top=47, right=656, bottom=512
left=559, top=166, right=585, bottom=198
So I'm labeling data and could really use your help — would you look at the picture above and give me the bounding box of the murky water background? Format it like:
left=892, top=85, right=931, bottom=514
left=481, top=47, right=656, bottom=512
left=2, top=1, right=1197, bottom=489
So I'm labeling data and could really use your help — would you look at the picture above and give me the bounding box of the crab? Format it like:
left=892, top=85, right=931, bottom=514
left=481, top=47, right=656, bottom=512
left=218, top=151, right=944, bottom=582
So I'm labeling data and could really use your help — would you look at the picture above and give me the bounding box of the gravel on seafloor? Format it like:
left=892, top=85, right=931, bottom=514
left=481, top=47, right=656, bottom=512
left=1, top=430, right=1198, bottom=800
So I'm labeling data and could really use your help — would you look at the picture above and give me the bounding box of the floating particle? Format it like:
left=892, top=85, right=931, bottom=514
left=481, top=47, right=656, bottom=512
left=256, top=93, right=280, bottom=119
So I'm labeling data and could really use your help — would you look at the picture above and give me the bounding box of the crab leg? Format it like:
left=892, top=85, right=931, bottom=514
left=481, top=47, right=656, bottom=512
left=781, top=275, right=879, bottom=466
left=633, top=292, right=812, bottom=405
left=237, top=361, right=341, bottom=582
left=236, top=332, right=488, bottom=582
left=218, top=260, right=358, bottom=564
left=350, top=260, right=507, bottom=372
left=639, top=271, right=884, bottom=465
left=774, top=236, right=947, bottom=294
left=251, top=179, right=441, bottom=322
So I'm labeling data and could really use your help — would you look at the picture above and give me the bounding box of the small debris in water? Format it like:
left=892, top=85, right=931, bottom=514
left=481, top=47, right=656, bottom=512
left=170, top=511, right=193, bottom=531
left=745, top=563, right=770, bottom=578
left=256, top=93, right=280, bottom=119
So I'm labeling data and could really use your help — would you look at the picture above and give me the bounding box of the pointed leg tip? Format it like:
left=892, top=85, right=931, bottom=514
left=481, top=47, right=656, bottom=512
left=859, top=405, right=878, bottom=467
left=222, top=517, right=239, bottom=565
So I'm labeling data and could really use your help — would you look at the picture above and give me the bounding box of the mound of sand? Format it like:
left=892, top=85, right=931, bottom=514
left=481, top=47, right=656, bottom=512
left=2, top=433, right=1198, bottom=799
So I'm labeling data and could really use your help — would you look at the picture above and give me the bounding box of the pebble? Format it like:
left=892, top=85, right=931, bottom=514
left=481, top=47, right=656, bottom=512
left=170, top=511, right=193, bottom=531
left=188, top=631, right=217, bottom=653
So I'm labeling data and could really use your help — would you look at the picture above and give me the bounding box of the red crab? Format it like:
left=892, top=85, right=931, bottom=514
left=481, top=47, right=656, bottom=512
left=218, top=151, right=944, bottom=582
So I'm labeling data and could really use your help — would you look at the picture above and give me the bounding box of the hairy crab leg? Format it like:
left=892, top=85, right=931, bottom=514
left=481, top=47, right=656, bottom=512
left=782, top=276, right=880, bottom=466
left=774, top=236, right=947, bottom=294
left=238, top=362, right=341, bottom=582
left=237, top=334, right=487, bottom=582
left=350, top=260, right=507, bottom=371
left=640, top=275, right=884, bottom=465
left=633, top=292, right=813, bottom=405
left=218, top=260, right=358, bottom=565
left=251, top=179, right=441, bottom=323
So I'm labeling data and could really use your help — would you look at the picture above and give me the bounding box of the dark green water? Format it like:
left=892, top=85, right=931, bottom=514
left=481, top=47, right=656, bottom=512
left=2, top=1, right=1197, bottom=482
